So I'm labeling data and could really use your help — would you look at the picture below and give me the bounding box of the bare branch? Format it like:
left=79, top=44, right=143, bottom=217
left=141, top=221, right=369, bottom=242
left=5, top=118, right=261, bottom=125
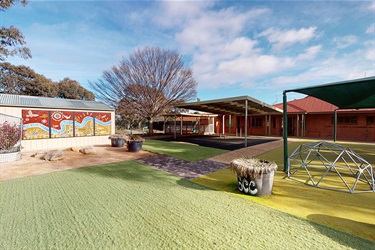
left=90, top=46, right=197, bottom=134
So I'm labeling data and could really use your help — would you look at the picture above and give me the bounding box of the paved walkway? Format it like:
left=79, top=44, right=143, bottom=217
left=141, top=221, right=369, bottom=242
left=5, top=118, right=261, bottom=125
left=137, top=139, right=284, bottom=179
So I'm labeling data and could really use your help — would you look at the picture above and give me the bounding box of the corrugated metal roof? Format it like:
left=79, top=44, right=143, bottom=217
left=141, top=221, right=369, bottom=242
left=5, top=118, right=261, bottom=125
left=176, top=96, right=283, bottom=115
left=0, top=93, right=113, bottom=111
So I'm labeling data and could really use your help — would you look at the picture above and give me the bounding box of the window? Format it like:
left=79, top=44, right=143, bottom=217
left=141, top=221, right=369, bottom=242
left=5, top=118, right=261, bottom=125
left=367, top=116, right=374, bottom=125
left=335, top=116, right=357, bottom=124
left=252, top=118, right=263, bottom=127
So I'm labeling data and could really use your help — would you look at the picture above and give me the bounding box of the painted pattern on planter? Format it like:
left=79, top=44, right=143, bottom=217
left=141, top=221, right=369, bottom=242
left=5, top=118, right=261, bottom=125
left=74, top=112, right=94, bottom=137
left=238, top=175, right=258, bottom=195
left=22, top=110, right=50, bottom=139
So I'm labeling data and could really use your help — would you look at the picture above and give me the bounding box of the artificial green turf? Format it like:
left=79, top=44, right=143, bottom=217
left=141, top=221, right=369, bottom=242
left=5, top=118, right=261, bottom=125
left=1, top=161, right=374, bottom=249
left=143, top=139, right=228, bottom=162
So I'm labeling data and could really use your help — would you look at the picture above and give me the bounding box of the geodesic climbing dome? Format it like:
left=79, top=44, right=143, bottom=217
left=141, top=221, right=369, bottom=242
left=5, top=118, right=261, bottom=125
left=0, top=113, right=22, bottom=162
left=288, top=141, right=374, bottom=193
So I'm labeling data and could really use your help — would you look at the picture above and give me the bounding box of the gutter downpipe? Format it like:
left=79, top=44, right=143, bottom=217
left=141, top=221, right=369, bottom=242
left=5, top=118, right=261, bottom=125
left=283, top=91, right=288, bottom=173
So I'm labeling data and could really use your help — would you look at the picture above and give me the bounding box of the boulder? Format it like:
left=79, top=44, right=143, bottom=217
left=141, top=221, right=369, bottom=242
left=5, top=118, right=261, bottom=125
left=70, top=147, right=80, bottom=152
left=79, top=147, right=97, bottom=155
left=44, top=150, right=66, bottom=161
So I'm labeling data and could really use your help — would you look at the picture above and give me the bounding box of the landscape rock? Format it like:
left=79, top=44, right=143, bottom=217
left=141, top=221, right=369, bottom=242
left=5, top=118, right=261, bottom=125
left=79, top=147, right=97, bottom=155
left=44, top=150, right=66, bottom=161
left=70, top=147, right=80, bottom=152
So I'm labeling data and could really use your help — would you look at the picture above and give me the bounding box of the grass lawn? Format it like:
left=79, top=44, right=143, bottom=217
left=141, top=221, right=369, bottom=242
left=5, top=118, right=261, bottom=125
left=1, top=161, right=374, bottom=249
left=143, top=139, right=228, bottom=161
left=193, top=141, right=375, bottom=241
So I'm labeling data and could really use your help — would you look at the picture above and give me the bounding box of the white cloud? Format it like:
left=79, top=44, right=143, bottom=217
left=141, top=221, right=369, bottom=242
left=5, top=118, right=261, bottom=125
left=364, top=40, right=375, bottom=60
left=154, top=1, right=213, bottom=28
left=272, top=50, right=374, bottom=89
left=258, top=27, right=317, bottom=50
left=175, top=7, right=270, bottom=52
left=296, top=45, right=321, bottom=61
left=333, top=35, right=358, bottom=49
left=366, top=23, right=375, bottom=34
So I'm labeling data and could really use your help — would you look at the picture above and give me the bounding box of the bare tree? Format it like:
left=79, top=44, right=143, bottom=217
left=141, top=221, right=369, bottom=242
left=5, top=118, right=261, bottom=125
left=90, top=47, right=197, bottom=135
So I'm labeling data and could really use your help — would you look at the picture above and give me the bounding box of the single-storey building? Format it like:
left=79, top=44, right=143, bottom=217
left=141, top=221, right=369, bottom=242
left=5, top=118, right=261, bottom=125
left=0, top=93, right=115, bottom=151
left=177, top=95, right=375, bottom=142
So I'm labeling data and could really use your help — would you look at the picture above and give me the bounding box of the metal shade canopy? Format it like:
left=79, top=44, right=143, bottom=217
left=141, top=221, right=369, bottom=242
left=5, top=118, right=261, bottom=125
left=175, top=96, right=282, bottom=147
left=285, top=76, right=375, bottom=109
left=283, top=76, right=375, bottom=172
left=176, top=96, right=283, bottom=115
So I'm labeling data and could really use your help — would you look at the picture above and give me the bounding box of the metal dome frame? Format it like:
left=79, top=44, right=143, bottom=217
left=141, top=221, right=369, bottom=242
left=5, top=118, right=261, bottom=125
left=288, top=141, right=374, bottom=193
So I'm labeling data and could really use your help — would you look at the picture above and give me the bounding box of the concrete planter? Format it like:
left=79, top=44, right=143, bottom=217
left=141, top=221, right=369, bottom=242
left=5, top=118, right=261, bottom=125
left=230, top=158, right=277, bottom=196
left=0, top=151, right=21, bottom=163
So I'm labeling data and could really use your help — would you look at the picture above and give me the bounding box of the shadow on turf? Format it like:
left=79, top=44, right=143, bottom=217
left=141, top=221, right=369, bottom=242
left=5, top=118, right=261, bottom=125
left=176, top=178, right=218, bottom=191
left=307, top=214, right=375, bottom=246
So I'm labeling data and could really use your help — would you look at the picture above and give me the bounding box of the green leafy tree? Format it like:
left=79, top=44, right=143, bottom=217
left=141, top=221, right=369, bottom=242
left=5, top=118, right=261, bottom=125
left=0, top=62, right=57, bottom=96
left=57, top=78, right=95, bottom=101
left=90, top=46, right=197, bottom=135
left=0, top=63, right=94, bottom=100
left=0, top=0, right=31, bottom=61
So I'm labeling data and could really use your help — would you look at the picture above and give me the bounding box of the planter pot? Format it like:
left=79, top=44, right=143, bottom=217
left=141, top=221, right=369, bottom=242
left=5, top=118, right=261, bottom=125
left=111, top=138, right=125, bottom=147
left=127, top=140, right=143, bottom=152
left=237, top=171, right=275, bottom=196
left=230, top=158, right=277, bottom=196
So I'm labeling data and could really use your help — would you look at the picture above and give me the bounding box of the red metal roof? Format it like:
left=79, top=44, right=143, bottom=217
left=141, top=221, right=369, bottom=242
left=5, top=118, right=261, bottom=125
left=274, top=96, right=337, bottom=113
left=274, top=96, right=375, bottom=113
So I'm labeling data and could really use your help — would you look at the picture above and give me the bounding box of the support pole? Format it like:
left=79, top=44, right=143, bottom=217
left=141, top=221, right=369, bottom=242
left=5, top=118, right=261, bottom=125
left=180, top=116, right=183, bottom=135
left=245, top=99, right=248, bottom=147
left=174, top=109, right=177, bottom=140
left=163, top=116, right=166, bottom=134
left=334, top=110, right=337, bottom=142
left=297, top=114, right=300, bottom=137
left=283, top=91, right=288, bottom=173
left=222, top=115, right=225, bottom=138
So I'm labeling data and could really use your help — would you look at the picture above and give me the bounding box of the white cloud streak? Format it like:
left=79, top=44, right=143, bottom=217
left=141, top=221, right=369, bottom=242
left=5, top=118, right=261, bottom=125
left=258, top=27, right=317, bottom=50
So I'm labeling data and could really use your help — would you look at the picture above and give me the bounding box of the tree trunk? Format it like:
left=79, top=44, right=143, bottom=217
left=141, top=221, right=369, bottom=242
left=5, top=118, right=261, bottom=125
left=148, top=117, right=154, bottom=135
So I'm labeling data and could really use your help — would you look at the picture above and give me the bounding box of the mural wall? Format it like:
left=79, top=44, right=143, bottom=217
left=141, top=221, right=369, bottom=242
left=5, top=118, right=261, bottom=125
left=74, top=112, right=94, bottom=137
left=94, top=112, right=111, bottom=135
left=22, top=109, right=111, bottom=140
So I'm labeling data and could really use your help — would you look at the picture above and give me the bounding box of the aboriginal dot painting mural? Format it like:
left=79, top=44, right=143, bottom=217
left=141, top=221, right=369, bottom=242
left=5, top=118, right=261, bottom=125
left=50, top=110, right=74, bottom=138
left=22, top=109, right=111, bottom=140
left=74, top=112, right=94, bottom=137
left=94, top=112, right=111, bottom=135
left=22, top=110, right=50, bottom=139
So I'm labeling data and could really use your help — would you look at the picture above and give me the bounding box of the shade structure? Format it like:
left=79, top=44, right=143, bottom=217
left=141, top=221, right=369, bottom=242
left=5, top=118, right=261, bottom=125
left=283, top=76, right=375, bottom=172
left=176, top=96, right=282, bottom=147
left=286, top=76, right=375, bottom=109
left=176, top=96, right=282, bottom=116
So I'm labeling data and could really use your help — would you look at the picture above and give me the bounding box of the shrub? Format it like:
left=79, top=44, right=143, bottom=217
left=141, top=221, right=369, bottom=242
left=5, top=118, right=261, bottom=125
left=0, top=121, right=22, bottom=151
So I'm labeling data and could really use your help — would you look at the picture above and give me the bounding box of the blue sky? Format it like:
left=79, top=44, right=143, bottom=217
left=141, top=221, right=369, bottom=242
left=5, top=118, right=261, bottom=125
left=3, top=0, right=374, bottom=104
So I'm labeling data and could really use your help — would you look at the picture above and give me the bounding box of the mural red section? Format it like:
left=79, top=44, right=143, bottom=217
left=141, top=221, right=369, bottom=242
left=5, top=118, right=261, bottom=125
left=22, top=110, right=50, bottom=139
left=50, top=111, right=73, bottom=138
